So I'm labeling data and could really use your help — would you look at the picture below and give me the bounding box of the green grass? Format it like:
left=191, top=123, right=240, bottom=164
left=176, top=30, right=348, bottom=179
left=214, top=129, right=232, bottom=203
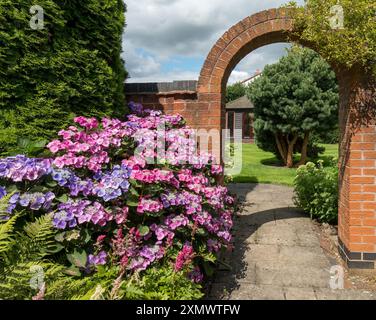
left=230, top=143, right=338, bottom=186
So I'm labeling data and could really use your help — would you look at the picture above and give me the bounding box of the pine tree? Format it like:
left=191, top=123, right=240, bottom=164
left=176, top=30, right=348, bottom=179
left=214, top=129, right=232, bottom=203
left=247, top=47, right=339, bottom=168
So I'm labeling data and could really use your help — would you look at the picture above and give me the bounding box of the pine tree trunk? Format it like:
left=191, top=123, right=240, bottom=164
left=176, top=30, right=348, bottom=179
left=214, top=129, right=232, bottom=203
left=275, top=133, right=287, bottom=165
left=286, top=133, right=298, bottom=168
left=297, top=131, right=310, bottom=167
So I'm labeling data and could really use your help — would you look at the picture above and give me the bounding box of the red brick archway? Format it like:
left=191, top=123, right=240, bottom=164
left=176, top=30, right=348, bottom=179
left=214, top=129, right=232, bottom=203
left=125, top=8, right=376, bottom=270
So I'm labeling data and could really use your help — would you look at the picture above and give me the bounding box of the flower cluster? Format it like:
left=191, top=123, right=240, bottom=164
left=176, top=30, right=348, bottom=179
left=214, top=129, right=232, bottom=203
left=93, top=165, right=132, bottom=202
left=53, top=200, right=111, bottom=229
left=0, top=155, right=52, bottom=182
left=52, top=168, right=94, bottom=196
left=47, top=117, right=132, bottom=172
left=164, top=214, right=189, bottom=231
left=137, top=197, right=164, bottom=214
left=131, top=244, right=165, bottom=271
left=160, top=192, right=187, bottom=208
left=175, top=243, right=194, bottom=271
left=131, top=169, right=176, bottom=185
left=110, top=228, right=166, bottom=271
left=88, top=251, right=107, bottom=266
left=8, top=192, right=55, bottom=214
left=0, top=103, right=235, bottom=285
left=189, top=267, right=204, bottom=283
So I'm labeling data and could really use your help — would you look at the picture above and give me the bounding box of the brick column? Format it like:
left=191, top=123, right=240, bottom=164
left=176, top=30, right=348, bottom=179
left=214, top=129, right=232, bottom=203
left=338, top=70, right=376, bottom=269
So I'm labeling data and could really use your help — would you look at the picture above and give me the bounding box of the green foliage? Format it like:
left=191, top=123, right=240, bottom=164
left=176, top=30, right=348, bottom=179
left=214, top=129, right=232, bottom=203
left=312, top=126, right=339, bottom=144
left=8, top=138, right=49, bottom=158
left=226, top=82, right=246, bottom=103
left=0, top=194, right=204, bottom=300
left=0, top=0, right=127, bottom=155
left=293, top=160, right=338, bottom=224
left=289, top=0, right=376, bottom=76
left=120, top=266, right=204, bottom=300
left=248, top=47, right=338, bottom=167
left=0, top=206, right=68, bottom=299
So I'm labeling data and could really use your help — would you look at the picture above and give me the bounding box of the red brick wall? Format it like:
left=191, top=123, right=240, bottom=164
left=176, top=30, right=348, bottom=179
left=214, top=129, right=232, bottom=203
left=337, top=69, right=376, bottom=267
left=125, top=8, right=376, bottom=269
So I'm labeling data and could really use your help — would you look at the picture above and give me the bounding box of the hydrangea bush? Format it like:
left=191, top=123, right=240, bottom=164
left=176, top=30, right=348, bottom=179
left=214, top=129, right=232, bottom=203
left=0, top=103, right=235, bottom=299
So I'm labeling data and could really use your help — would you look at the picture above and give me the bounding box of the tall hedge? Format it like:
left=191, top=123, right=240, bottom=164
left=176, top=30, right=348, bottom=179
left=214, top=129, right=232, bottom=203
left=0, top=0, right=126, bottom=155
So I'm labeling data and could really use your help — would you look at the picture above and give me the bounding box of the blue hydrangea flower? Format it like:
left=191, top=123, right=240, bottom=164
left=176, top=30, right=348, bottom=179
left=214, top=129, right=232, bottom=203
left=52, top=168, right=94, bottom=196
left=6, top=191, right=55, bottom=214
left=53, top=209, right=76, bottom=229
left=93, top=165, right=131, bottom=202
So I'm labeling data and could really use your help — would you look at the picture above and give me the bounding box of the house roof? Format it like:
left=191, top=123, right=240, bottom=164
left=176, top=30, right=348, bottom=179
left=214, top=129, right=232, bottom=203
left=240, top=70, right=262, bottom=85
left=226, top=95, right=254, bottom=110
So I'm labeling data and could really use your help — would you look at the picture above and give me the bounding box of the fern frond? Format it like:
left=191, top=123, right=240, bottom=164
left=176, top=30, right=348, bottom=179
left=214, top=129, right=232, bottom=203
left=23, top=213, right=61, bottom=258
left=24, top=213, right=54, bottom=240
left=0, top=260, right=67, bottom=300
left=0, top=213, right=18, bottom=254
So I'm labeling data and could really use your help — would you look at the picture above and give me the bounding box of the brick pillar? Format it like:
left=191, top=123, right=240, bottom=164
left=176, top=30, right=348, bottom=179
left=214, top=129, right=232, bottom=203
left=338, top=70, right=376, bottom=269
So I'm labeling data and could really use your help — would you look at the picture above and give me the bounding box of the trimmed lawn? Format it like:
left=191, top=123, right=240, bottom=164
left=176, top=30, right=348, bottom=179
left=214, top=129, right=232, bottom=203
left=231, top=143, right=338, bottom=186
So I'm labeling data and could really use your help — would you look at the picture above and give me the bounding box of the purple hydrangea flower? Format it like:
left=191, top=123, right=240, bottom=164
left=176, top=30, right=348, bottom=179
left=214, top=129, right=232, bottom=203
left=0, top=155, right=52, bottom=182
left=128, top=102, right=144, bottom=116
left=129, top=244, right=164, bottom=271
left=0, top=186, right=7, bottom=199
left=14, top=192, right=56, bottom=211
left=188, top=267, right=204, bottom=283
left=88, top=251, right=107, bottom=266
left=53, top=200, right=111, bottom=230
left=160, top=192, right=187, bottom=208
left=207, top=239, right=221, bottom=253
left=164, top=214, right=189, bottom=230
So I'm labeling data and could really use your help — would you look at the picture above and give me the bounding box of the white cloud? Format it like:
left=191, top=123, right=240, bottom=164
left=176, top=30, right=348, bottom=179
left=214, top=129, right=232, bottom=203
left=127, top=69, right=199, bottom=83
left=122, top=0, right=304, bottom=83
left=228, top=71, right=251, bottom=85
left=229, top=43, right=291, bottom=83
left=124, top=45, right=161, bottom=78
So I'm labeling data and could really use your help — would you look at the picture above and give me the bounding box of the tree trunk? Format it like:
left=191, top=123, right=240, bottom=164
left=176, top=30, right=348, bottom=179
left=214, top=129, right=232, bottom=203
left=275, top=133, right=287, bottom=165
left=286, top=133, right=298, bottom=168
left=297, top=131, right=310, bottom=167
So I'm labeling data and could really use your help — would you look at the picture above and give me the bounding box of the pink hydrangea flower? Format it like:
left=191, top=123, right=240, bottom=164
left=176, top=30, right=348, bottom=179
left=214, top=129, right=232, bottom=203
left=175, top=243, right=194, bottom=272
left=137, top=198, right=163, bottom=214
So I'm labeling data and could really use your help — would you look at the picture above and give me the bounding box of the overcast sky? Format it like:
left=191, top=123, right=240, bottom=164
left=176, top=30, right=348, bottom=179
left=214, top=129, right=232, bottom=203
left=122, top=0, right=305, bottom=84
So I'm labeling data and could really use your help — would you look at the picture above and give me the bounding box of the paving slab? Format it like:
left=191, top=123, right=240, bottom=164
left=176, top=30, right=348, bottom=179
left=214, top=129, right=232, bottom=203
left=209, top=183, right=376, bottom=300
left=284, top=287, right=317, bottom=300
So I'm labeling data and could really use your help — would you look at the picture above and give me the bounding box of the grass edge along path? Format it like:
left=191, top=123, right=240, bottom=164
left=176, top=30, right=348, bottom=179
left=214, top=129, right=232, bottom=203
left=229, top=143, right=338, bottom=186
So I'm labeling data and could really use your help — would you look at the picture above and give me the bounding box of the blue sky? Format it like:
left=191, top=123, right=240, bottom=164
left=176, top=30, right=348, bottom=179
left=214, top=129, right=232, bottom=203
left=123, top=0, right=305, bottom=84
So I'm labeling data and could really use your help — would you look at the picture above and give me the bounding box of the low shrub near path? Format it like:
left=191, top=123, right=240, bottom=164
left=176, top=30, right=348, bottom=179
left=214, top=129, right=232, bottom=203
left=0, top=103, right=235, bottom=300
left=293, top=161, right=338, bottom=224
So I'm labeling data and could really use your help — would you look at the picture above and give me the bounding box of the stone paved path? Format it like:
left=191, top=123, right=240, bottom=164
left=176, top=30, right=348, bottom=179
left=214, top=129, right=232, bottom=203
left=209, top=184, right=376, bottom=300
